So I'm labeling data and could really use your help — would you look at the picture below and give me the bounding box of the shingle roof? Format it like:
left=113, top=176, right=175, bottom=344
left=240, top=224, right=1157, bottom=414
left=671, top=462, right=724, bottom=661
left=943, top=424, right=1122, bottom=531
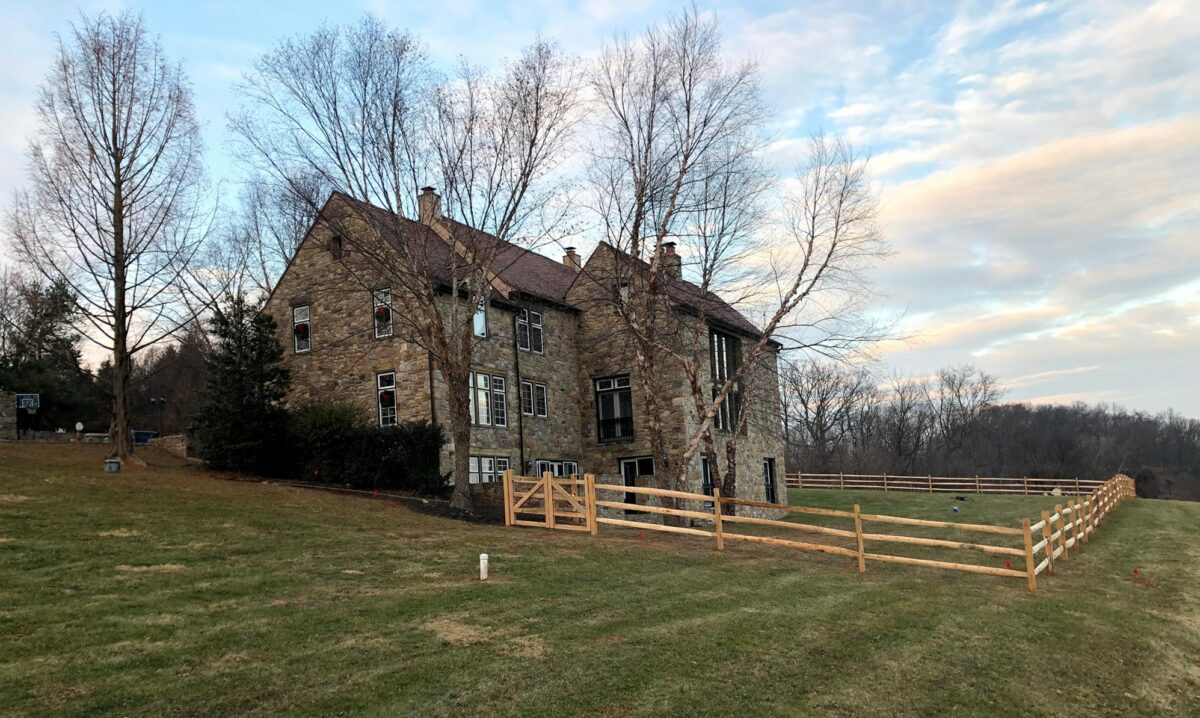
left=597, top=242, right=767, bottom=339
left=329, top=192, right=768, bottom=339
left=332, top=192, right=578, bottom=307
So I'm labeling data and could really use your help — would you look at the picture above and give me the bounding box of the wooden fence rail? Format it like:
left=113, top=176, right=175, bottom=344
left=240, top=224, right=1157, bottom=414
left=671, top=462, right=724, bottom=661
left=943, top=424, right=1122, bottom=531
left=503, top=471, right=1136, bottom=593
left=783, top=472, right=1105, bottom=496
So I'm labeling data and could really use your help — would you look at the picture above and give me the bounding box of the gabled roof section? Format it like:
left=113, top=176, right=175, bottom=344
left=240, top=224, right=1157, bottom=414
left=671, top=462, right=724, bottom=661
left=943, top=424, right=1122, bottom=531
left=330, top=192, right=579, bottom=308
left=594, top=241, right=771, bottom=341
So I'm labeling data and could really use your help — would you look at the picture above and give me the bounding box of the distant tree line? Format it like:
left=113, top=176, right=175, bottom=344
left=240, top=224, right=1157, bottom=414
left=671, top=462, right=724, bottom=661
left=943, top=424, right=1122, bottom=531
left=782, top=362, right=1200, bottom=500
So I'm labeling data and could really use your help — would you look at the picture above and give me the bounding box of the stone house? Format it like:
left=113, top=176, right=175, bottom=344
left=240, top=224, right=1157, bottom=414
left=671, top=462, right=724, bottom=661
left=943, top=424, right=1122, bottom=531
left=263, top=190, right=786, bottom=511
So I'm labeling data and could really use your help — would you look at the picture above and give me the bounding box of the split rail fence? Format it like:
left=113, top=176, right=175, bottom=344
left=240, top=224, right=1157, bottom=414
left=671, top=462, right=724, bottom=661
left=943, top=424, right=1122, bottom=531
left=503, top=470, right=1136, bottom=593
left=784, top=472, right=1104, bottom=496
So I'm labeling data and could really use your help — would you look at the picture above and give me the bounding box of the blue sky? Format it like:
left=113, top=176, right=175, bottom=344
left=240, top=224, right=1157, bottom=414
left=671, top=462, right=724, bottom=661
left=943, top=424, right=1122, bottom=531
left=1, top=0, right=1198, bottom=416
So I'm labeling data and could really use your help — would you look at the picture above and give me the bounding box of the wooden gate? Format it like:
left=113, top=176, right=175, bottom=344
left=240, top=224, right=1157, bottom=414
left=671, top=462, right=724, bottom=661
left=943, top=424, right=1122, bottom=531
left=503, top=471, right=596, bottom=533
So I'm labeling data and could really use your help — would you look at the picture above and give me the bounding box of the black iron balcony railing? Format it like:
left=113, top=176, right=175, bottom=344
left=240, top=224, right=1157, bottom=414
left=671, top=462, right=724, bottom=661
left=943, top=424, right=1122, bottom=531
left=598, top=416, right=634, bottom=443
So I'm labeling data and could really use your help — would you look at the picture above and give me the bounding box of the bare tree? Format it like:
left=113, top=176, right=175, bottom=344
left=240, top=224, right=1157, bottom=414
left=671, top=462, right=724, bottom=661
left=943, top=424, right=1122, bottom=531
left=781, top=360, right=875, bottom=472
left=580, top=9, right=887, bottom=508
left=8, top=12, right=211, bottom=461
left=231, top=17, right=579, bottom=510
left=925, top=364, right=1002, bottom=473
left=230, top=171, right=328, bottom=295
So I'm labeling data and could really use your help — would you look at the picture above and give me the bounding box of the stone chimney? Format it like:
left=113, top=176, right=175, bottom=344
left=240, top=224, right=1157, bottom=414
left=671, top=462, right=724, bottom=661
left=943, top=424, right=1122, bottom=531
left=661, top=241, right=681, bottom=280
left=418, top=186, right=441, bottom=225
left=562, top=246, right=582, bottom=271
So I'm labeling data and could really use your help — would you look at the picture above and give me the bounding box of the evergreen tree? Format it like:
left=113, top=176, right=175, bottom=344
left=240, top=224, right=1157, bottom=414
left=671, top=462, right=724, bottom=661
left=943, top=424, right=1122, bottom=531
left=195, top=294, right=290, bottom=474
left=0, top=276, right=104, bottom=431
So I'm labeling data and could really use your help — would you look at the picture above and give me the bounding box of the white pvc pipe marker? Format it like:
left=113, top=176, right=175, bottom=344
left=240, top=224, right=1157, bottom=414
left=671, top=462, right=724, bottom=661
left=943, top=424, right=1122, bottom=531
left=480, top=553, right=489, bottom=581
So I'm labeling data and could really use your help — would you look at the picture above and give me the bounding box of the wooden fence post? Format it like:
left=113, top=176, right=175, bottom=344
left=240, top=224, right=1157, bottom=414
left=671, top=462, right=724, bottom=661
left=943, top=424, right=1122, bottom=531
left=503, top=469, right=513, bottom=527
left=883, top=473, right=889, bottom=492
left=712, top=487, right=725, bottom=551
left=543, top=472, right=555, bottom=529
left=1022, top=519, right=1037, bottom=593
left=1080, top=497, right=1089, bottom=549
left=1054, top=503, right=1068, bottom=561
left=1074, top=477, right=1081, bottom=495
left=585, top=473, right=598, bottom=536
left=1040, top=510, right=1054, bottom=575
left=975, top=475, right=981, bottom=493
left=927, top=474, right=933, bottom=493
left=838, top=472, right=844, bottom=489
left=1023, top=476, right=1029, bottom=495
left=853, top=504, right=866, bottom=574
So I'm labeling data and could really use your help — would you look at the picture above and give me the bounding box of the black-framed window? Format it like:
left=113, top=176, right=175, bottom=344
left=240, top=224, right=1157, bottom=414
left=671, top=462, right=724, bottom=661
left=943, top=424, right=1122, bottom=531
left=373, top=288, right=392, bottom=338
left=473, top=299, right=488, bottom=338
left=701, top=456, right=713, bottom=497
left=596, top=375, right=633, bottom=443
left=517, top=309, right=543, bottom=353
left=710, top=329, right=741, bottom=431
left=521, top=381, right=548, bottom=417
left=292, top=305, right=311, bottom=354
left=534, top=460, right=578, bottom=477
left=763, top=457, right=777, bottom=503
left=469, top=455, right=510, bottom=484
left=328, top=234, right=343, bottom=259
left=376, top=371, right=397, bottom=427
left=469, top=371, right=507, bottom=427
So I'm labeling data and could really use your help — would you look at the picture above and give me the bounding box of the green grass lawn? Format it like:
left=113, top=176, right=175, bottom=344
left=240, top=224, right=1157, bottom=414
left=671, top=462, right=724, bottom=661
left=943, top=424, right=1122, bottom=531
left=2, top=444, right=1198, bottom=717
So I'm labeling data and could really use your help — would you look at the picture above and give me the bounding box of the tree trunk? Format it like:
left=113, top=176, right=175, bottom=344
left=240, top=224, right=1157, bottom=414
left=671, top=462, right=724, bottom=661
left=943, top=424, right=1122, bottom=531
left=446, top=369, right=474, bottom=513
left=107, top=136, right=133, bottom=462
left=721, top=440, right=738, bottom=515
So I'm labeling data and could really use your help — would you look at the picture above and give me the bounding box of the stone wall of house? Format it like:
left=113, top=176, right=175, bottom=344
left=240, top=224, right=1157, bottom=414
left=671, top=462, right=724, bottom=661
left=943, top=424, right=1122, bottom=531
left=429, top=296, right=584, bottom=481
left=0, top=391, right=16, bottom=441
left=263, top=206, right=435, bottom=426
left=566, top=244, right=786, bottom=519
left=265, top=196, right=586, bottom=489
left=266, top=198, right=785, bottom=517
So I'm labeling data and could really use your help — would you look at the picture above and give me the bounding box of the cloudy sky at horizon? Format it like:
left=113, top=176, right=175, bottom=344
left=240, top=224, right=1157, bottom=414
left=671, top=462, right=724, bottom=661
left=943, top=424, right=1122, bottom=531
left=1, top=0, right=1197, bottom=416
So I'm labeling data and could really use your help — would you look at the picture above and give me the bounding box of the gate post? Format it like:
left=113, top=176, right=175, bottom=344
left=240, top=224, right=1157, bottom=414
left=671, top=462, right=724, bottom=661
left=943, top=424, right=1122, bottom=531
left=585, top=473, right=598, bottom=536
left=503, top=469, right=513, bottom=527
left=543, top=472, right=555, bottom=529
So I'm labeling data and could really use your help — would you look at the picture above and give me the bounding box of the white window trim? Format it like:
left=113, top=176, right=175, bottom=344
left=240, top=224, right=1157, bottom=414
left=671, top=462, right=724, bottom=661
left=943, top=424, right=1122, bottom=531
left=469, top=455, right=510, bottom=484
left=292, top=305, right=311, bottom=354
left=473, top=298, right=488, bottom=338
left=521, top=380, right=548, bottom=417
left=469, top=371, right=507, bottom=428
left=534, top=459, right=578, bottom=477
left=376, top=371, right=397, bottom=427
left=373, top=288, right=393, bottom=338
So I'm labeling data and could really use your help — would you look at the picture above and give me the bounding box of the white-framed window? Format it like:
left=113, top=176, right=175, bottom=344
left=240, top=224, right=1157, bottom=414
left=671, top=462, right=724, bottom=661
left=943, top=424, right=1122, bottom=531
left=469, top=455, right=510, bottom=484
left=516, top=308, right=544, bottom=353
left=468, top=371, right=507, bottom=427
left=534, top=460, right=578, bottom=477
left=373, top=288, right=392, bottom=338
left=520, top=381, right=548, bottom=417
left=376, top=371, right=397, bottom=427
left=292, top=305, right=311, bottom=354
left=473, top=299, right=488, bottom=338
